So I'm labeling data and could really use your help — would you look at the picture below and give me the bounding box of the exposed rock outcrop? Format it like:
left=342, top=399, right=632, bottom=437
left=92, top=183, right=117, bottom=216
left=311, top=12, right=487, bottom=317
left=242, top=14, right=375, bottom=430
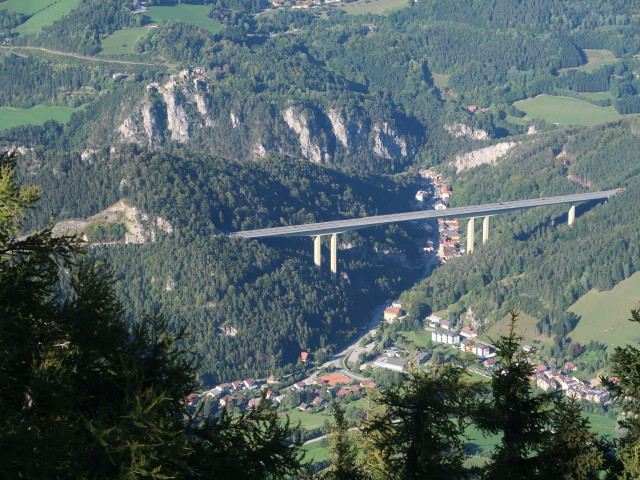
left=444, top=123, right=490, bottom=141
left=453, top=141, right=518, bottom=172
left=116, top=81, right=418, bottom=169
left=52, top=200, right=174, bottom=245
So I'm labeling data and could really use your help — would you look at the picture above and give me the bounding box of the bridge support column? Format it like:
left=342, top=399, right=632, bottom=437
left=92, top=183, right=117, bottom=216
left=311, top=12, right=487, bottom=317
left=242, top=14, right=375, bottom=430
left=314, top=235, right=321, bottom=273
left=568, top=204, right=576, bottom=226
left=467, top=217, right=475, bottom=254
left=330, top=233, right=338, bottom=281
left=482, top=216, right=490, bottom=244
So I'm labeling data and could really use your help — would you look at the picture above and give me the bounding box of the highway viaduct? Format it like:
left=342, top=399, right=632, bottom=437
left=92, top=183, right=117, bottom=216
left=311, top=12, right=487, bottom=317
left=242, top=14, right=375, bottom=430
left=230, top=189, right=622, bottom=280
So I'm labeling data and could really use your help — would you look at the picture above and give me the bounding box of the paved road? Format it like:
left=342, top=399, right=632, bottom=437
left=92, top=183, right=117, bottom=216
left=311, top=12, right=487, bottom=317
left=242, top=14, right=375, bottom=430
left=230, top=190, right=621, bottom=238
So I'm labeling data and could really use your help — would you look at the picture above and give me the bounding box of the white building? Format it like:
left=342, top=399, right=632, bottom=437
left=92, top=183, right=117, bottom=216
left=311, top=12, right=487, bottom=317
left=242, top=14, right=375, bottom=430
left=373, top=356, right=406, bottom=372
left=432, top=329, right=460, bottom=345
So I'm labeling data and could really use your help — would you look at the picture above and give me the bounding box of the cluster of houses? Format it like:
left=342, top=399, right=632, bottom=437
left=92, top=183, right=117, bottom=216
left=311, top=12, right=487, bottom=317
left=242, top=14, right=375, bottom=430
left=427, top=315, right=497, bottom=364
left=414, top=169, right=465, bottom=263
left=293, top=372, right=375, bottom=410
left=532, top=364, right=610, bottom=405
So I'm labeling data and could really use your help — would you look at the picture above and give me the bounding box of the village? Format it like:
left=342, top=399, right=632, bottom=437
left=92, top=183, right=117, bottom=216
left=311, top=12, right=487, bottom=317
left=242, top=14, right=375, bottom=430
left=182, top=169, right=611, bottom=418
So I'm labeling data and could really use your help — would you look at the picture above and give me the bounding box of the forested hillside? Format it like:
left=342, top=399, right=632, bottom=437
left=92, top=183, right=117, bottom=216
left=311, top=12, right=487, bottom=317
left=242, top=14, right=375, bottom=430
left=402, top=118, right=640, bottom=360
left=1, top=0, right=640, bottom=383
left=19, top=149, right=421, bottom=382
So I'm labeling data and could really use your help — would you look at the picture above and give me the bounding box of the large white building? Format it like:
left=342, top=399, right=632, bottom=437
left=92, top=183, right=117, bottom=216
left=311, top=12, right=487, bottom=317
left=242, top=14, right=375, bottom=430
left=431, top=329, right=460, bottom=345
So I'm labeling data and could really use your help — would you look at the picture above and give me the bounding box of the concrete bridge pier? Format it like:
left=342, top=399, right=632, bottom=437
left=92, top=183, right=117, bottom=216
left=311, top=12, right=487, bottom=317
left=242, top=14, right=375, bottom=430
left=467, top=217, right=475, bottom=253
left=482, top=216, right=490, bottom=244
left=314, top=235, right=322, bottom=273
left=568, top=204, right=576, bottom=226
left=330, top=233, right=338, bottom=281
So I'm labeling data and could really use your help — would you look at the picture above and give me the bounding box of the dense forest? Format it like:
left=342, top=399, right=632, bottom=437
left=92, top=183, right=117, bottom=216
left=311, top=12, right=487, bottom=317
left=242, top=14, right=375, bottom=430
left=1, top=0, right=639, bottom=383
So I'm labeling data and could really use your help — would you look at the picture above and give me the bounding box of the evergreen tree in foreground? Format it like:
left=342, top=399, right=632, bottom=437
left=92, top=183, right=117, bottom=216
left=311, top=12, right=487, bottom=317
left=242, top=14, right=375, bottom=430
left=0, top=151, right=305, bottom=478
left=475, top=311, right=553, bottom=480
left=318, top=402, right=363, bottom=480
left=602, top=308, right=640, bottom=479
left=360, top=364, right=477, bottom=480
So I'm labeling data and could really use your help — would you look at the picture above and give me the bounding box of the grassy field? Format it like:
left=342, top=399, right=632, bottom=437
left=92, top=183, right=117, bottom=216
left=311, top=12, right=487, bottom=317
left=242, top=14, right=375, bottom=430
left=100, top=27, right=151, bottom=56
left=569, top=271, right=640, bottom=349
left=513, top=95, right=620, bottom=126
left=4, top=0, right=78, bottom=35
left=578, top=91, right=614, bottom=102
left=479, top=312, right=540, bottom=345
left=286, top=409, right=331, bottom=430
left=432, top=73, right=450, bottom=90
left=400, top=330, right=432, bottom=349
left=0, top=105, right=80, bottom=131
left=144, top=4, right=222, bottom=35
left=583, top=412, right=617, bottom=439
left=561, top=49, right=618, bottom=73
left=340, top=0, right=410, bottom=15
left=301, top=440, right=330, bottom=464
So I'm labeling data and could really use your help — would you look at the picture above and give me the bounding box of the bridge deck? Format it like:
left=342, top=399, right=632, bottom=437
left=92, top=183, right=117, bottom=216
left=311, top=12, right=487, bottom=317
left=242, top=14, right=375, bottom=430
left=230, top=189, right=621, bottom=239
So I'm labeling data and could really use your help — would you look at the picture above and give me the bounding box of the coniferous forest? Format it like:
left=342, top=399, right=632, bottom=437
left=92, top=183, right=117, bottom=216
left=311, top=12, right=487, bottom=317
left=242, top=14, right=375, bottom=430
left=2, top=0, right=640, bottom=476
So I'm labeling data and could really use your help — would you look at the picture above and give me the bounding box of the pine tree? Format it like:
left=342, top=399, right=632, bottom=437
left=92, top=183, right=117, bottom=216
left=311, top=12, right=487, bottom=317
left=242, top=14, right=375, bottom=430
left=601, top=308, right=640, bottom=479
left=538, top=396, right=604, bottom=479
left=0, top=151, right=307, bottom=478
left=475, top=311, right=553, bottom=480
left=361, top=364, right=476, bottom=480
left=319, top=402, right=362, bottom=480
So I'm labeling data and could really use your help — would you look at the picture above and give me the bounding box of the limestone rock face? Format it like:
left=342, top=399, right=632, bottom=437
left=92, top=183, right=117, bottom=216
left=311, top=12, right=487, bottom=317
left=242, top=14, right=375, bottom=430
left=453, top=141, right=518, bottom=172
left=159, top=82, right=191, bottom=142
left=282, top=106, right=330, bottom=164
left=115, top=82, right=418, bottom=169
left=372, top=121, right=408, bottom=159
left=444, top=123, right=490, bottom=141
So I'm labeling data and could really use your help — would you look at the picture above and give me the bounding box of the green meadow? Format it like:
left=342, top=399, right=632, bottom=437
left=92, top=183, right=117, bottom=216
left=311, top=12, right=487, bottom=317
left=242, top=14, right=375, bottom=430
left=561, top=49, right=619, bottom=73
left=341, top=0, right=410, bottom=15
left=569, top=271, right=640, bottom=349
left=2, top=0, right=78, bottom=34
left=144, top=4, right=222, bottom=35
left=301, top=440, right=330, bottom=464
left=100, top=27, right=151, bottom=56
left=479, top=312, right=540, bottom=345
left=513, top=95, right=620, bottom=126
left=0, top=105, right=80, bottom=131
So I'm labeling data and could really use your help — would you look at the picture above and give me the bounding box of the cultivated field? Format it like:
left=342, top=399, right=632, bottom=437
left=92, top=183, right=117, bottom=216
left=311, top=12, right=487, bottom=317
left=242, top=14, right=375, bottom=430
left=569, top=271, right=640, bottom=349
left=100, top=27, right=151, bottom=56
left=144, top=4, right=222, bottom=35
left=513, top=95, right=620, bottom=126
left=561, top=49, right=619, bottom=73
left=301, top=441, right=329, bottom=464
left=340, top=0, right=410, bottom=16
left=3, top=0, right=78, bottom=35
left=0, top=105, right=80, bottom=131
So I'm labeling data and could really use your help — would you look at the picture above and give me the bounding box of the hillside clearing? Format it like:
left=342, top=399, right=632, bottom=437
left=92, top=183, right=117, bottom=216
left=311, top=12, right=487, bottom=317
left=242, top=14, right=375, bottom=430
left=100, top=28, right=151, bottom=56
left=560, top=49, right=618, bottom=73
left=340, top=0, right=410, bottom=15
left=144, top=4, right=223, bottom=35
left=478, top=312, right=540, bottom=345
left=0, top=105, right=80, bottom=131
left=7, top=0, right=78, bottom=35
left=569, top=271, right=640, bottom=349
left=513, top=95, right=620, bottom=126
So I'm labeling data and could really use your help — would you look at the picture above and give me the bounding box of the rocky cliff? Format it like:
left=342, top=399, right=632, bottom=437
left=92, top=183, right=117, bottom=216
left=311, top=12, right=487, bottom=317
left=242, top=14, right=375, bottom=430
left=115, top=81, right=420, bottom=171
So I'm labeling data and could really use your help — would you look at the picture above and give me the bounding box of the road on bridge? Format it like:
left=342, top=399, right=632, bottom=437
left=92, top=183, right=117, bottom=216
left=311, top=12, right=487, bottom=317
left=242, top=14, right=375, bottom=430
left=230, top=189, right=621, bottom=238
